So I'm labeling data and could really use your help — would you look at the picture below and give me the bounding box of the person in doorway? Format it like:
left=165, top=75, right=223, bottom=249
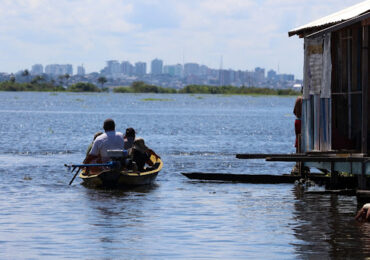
left=293, top=95, right=303, bottom=151
left=83, top=118, right=125, bottom=164
left=291, top=95, right=303, bottom=175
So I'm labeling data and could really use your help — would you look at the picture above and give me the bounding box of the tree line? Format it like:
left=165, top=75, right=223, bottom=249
left=0, top=79, right=299, bottom=96
left=113, top=81, right=299, bottom=95
left=0, top=81, right=104, bottom=92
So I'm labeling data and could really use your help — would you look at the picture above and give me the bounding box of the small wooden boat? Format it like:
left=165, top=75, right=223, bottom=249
left=79, top=154, right=163, bottom=188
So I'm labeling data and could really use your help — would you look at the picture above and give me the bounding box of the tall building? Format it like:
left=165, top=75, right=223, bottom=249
left=267, top=69, right=277, bottom=80
left=184, top=63, right=200, bottom=76
left=77, top=65, right=85, bottom=76
left=106, top=60, right=121, bottom=75
left=254, top=67, right=265, bottom=82
left=199, top=65, right=209, bottom=76
left=31, top=64, right=43, bottom=75
left=45, top=64, right=73, bottom=76
left=151, top=58, right=163, bottom=75
left=277, top=74, right=294, bottom=81
left=219, top=69, right=232, bottom=86
left=163, top=64, right=183, bottom=77
left=121, top=61, right=134, bottom=75
left=135, top=62, right=147, bottom=76
left=173, top=64, right=183, bottom=77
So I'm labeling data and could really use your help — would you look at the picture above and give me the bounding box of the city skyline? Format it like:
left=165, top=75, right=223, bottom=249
left=0, top=0, right=363, bottom=78
left=11, top=59, right=295, bottom=90
left=23, top=59, right=294, bottom=78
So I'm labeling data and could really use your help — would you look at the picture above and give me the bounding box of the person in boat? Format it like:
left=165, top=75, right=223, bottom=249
left=124, top=127, right=135, bottom=150
left=86, top=131, right=103, bottom=156
left=355, top=203, right=370, bottom=222
left=83, top=118, right=125, bottom=164
left=129, top=138, right=160, bottom=172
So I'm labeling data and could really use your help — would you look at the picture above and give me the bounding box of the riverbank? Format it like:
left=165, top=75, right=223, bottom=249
left=0, top=81, right=103, bottom=92
left=0, top=80, right=299, bottom=96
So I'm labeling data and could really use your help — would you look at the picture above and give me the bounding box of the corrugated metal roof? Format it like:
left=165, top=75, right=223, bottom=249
left=289, top=0, right=370, bottom=36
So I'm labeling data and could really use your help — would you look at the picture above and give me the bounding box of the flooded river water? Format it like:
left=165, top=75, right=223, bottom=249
left=0, top=92, right=369, bottom=259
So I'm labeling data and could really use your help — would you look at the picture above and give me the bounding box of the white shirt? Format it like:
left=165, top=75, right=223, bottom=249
left=89, top=130, right=124, bottom=162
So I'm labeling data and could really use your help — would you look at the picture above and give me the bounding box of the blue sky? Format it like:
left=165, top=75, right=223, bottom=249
left=0, top=0, right=364, bottom=78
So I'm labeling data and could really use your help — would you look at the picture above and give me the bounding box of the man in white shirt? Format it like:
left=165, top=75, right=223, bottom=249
left=83, top=118, right=125, bottom=164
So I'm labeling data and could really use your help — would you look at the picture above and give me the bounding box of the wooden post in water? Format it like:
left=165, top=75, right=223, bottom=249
left=330, top=161, right=339, bottom=189
left=359, top=23, right=369, bottom=189
left=298, top=133, right=304, bottom=178
left=362, top=22, right=369, bottom=155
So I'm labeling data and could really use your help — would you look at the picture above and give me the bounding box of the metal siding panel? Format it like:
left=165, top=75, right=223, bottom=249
left=289, top=1, right=370, bottom=35
left=307, top=96, right=315, bottom=151
left=319, top=98, right=332, bottom=151
left=314, top=94, right=321, bottom=150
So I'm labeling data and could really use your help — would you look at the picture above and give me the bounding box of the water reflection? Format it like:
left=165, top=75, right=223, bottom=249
left=358, top=223, right=370, bottom=256
left=292, top=186, right=366, bottom=258
left=82, top=184, right=159, bottom=218
left=79, top=184, right=159, bottom=258
left=7, top=92, right=368, bottom=258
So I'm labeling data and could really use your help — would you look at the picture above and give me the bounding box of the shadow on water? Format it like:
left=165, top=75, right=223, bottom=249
left=291, top=186, right=370, bottom=258
left=81, top=183, right=159, bottom=199
left=76, top=183, right=160, bottom=258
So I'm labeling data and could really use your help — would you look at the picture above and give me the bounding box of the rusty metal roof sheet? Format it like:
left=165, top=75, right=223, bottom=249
left=289, top=0, right=370, bottom=37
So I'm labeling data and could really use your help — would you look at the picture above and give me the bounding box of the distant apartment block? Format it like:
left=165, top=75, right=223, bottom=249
left=151, top=59, right=163, bottom=75
left=31, top=64, right=43, bottom=75
left=77, top=65, right=85, bottom=76
left=24, top=59, right=299, bottom=89
left=121, top=61, right=134, bottom=75
left=163, top=64, right=183, bottom=77
left=45, top=64, right=73, bottom=76
left=135, top=62, right=147, bottom=76
left=184, top=63, right=200, bottom=77
left=105, top=60, right=121, bottom=76
left=219, top=69, right=233, bottom=86
left=277, top=74, right=294, bottom=81
left=267, top=69, right=277, bottom=80
left=254, top=67, right=265, bottom=83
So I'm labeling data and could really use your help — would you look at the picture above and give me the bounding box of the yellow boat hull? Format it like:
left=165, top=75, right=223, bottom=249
left=79, top=157, right=163, bottom=188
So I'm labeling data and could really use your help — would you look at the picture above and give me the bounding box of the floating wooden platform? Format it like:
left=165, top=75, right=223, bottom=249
left=182, top=172, right=332, bottom=184
left=236, top=153, right=370, bottom=162
left=356, top=190, right=370, bottom=203
left=182, top=172, right=301, bottom=184
left=305, top=189, right=356, bottom=196
left=181, top=172, right=359, bottom=189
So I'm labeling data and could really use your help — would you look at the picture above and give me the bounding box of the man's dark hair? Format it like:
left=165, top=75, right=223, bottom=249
left=103, top=118, right=115, bottom=131
left=125, top=127, right=135, bottom=138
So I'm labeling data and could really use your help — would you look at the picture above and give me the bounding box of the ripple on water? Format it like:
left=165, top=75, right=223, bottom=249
left=0, top=92, right=365, bottom=259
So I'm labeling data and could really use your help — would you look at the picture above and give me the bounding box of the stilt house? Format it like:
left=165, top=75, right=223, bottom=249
left=289, top=1, right=370, bottom=176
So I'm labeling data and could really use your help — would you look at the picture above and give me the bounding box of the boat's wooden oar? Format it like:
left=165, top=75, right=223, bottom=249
left=64, top=162, right=115, bottom=168
left=69, top=167, right=81, bottom=185
left=64, top=161, right=118, bottom=185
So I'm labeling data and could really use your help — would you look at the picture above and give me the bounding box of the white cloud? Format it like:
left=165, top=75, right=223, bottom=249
left=0, top=0, right=364, bottom=77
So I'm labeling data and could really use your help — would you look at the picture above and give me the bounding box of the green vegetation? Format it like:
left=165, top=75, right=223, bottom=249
left=0, top=81, right=102, bottom=92
left=67, top=82, right=101, bottom=92
left=141, top=98, right=173, bottom=101
left=115, top=82, right=299, bottom=96
left=179, top=85, right=299, bottom=95
left=0, top=79, right=299, bottom=96
left=98, top=76, right=107, bottom=88
left=0, top=81, right=65, bottom=92
left=114, top=81, right=177, bottom=94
